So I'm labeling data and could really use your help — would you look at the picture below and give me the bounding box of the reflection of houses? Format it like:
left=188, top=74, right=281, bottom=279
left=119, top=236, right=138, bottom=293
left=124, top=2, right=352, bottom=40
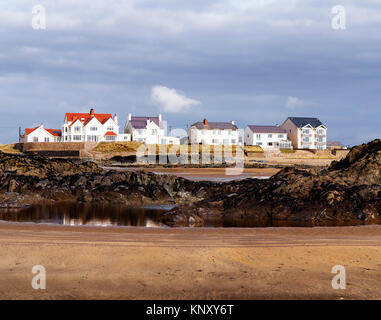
left=63, top=215, right=116, bottom=227
left=244, top=125, right=292, bottom=149
left=124, top=113, right=179, bottom=144
left=189, top=119, right=239, bottom=145
left=281, top=117, right=327, bottom=150
left=21, top=125, right=62, bottom=143
left=62, top=108, right=130, bottom=142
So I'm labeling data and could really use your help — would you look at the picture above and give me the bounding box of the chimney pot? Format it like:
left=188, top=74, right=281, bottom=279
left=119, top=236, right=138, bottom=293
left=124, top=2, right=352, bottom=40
left=90, top=108, right=94, bottom=116
left=203, top=118, right=208, bottom=126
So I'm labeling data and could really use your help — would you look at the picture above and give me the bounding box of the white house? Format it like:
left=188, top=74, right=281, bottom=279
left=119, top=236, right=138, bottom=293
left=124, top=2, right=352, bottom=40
left=189, top=119, right=239, bottom=145
left=124, top=114, right=179, bottom=144
left=244, top=125, right=292, bottom=149
left=61, top=109, right=130, bottom=142
left=21, top=125, right=62, bottom=143
left=281, top=117, right=327, bottom=150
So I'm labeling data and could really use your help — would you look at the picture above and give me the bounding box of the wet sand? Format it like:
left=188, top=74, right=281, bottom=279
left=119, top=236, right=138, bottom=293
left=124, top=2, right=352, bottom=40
left=1, top=223, right=381, bottom=299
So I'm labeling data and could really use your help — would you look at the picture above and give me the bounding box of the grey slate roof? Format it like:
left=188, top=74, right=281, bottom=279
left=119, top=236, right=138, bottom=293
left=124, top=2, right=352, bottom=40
left=286, top=117, right=325, bottom=128
left=190, top=121, right=238, bottom=130
left=130, top=116, right=163, bottom=129
left=326, top=141, right=343, bottom=147
left=247, top=125, right=286, bottom=134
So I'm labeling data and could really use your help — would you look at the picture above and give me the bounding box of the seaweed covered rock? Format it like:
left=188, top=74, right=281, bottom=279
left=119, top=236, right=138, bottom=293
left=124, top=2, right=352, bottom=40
left=329, top=139, right=381, bottom=184
left=0, top=151, right=102, bottom=178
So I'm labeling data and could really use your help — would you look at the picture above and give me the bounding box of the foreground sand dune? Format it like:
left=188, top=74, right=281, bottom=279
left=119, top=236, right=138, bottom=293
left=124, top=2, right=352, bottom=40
left=0, top=223, right=381, bottom=299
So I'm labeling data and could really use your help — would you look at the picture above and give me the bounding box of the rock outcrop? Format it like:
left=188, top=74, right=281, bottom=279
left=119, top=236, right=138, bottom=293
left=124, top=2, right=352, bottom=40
left=164, top=139, right=381, bottom=226
left=0, top=140, right=380, bottom=227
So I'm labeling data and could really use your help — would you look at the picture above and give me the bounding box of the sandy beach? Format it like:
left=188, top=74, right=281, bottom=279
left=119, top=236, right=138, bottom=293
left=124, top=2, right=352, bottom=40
left=1, top=223, right=381, bottom=300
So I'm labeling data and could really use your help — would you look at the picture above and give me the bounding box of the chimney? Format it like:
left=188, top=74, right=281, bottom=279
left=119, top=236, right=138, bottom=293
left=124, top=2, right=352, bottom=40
left=90, top=108, right=95, bottom=116
left=113, top=114, right=118, bottom=125
left=231, top=120, right=235, bottom=125
left=158, top=114, right=162, bottom=122
left=203, top=118, right=208, bottom=126
left=127, top=113, right=131, bottom=121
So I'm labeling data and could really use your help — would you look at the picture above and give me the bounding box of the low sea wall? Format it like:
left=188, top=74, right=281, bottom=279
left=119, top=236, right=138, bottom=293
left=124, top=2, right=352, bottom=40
left=16, top=142, right=98, bottom=152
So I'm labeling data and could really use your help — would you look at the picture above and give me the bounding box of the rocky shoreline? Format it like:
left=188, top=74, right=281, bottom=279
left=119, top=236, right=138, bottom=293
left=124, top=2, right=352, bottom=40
left=0, top=139, right=380, bottom=227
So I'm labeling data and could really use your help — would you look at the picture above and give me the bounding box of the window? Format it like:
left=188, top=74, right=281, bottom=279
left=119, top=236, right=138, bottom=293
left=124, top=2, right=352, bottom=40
left=256, top=134, right=261, bottom=140
left=212, top=139, right=218, bottom=144
left=44, top=137, right=50, bottom=142
left=33, top=137, right=38, bottom=142
left=74, top=126, right=81, bottom=132
left=256, top=142, right=262, bottom=146
left=73, top=135, right=82, bottom=141
left=90, top=127, right=98, bottom=131
left=231, top=139, right=236, bottom=144
left=124, top=136, right=129, bottom=140
left=268, top=142, right=273, bottom=146
left=302, top=137, right=310, bottom=142
left=65, top=127, right=68, bottom=133
left=223, top=139, right=229, bottom=144
left=217, top=130, right=221, bottom=135
left=152, top=129, right=157, bottom=135
left=161, top=138, right=166, bottom=144
left=317, top=129, right=325, bottom=135
left=302, top=129, right=310, bottom=134
left=268, top=134, right=273, bottom=138
left=87, top=135, right=98, bottom=142
left=105, top=136, right=116, bottom=141
left=107, top=126, right=114, bottom=131
left=316, top=137, right=324, bottom=143
left=137, top=129, right=144, bottom=135
left=278, top=134, right=284, bottom=139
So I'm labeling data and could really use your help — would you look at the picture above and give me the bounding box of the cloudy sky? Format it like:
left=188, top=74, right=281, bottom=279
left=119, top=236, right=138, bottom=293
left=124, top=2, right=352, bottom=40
left=0, top=0, right=380, bottom=145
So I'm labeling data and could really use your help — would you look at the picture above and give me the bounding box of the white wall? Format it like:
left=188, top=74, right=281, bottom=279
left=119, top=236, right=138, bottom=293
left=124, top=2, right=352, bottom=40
left=244, top=127, right=289, bottom=149
left=62, top=117, right=120, bottom=142
left=25, top=127, right=60, bottom=143
left=189, top=128, right=239, bottom=145
left=127, top=120, right=166, bottom=143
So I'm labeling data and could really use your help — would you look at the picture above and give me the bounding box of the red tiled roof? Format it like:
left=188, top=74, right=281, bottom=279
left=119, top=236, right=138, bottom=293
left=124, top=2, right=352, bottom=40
left=248, top=125, right=286, bottom=134
left=104, top=131, right=117, bottom=136
left=45, top=129, right=62, bottom=137
left=25, top=127, right=61, bottom=136
left=25, top=127, right=39, bottom=135
left=66, top=112, right=112, bottom=126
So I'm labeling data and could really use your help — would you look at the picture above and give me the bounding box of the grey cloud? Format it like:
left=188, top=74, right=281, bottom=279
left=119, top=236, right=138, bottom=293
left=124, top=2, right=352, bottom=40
left=0, top=0, right=380, bottom=144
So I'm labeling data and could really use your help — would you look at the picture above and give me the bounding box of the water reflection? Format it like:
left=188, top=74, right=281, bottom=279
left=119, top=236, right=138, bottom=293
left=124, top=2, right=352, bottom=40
left=0, top=203, right=374, bottom=228
left=0, top=203, right=174, bottom=227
